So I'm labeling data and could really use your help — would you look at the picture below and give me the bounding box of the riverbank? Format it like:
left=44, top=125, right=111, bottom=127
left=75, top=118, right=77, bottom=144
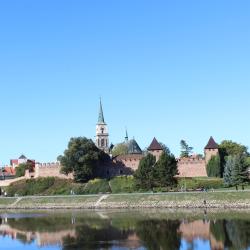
left=0, top=190, right=249, bottom=209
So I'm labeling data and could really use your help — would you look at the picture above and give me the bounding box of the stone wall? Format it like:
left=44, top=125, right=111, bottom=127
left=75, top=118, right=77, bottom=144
left=34, top=163, right=73, bottom=179
left=115, top=154, right=143, bottom=172
left=177, top=156, right=207, bottom=177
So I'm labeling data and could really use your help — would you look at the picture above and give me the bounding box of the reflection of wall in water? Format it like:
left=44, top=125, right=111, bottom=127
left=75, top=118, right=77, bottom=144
left=179, top=220, right=224, bottom=250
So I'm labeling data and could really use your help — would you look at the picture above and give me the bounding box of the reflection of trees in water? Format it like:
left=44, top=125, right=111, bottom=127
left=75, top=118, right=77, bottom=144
left=136, top=220, right=181, bottom=250
left=210, top=219, right=250, bottom=250
left=62, top=224, right=132, bottom=250
left=2, top=214, right=250, bottom=250
left=7, top=217, right=73, bottom=232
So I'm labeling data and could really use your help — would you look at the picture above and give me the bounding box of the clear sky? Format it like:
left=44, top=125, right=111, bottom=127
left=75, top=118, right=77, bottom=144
left=0, top=0, right=249, bottom=165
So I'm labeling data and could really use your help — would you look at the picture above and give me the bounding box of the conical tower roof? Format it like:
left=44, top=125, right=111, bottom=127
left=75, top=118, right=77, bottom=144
left=204, top=136, right=218, bottom=149
left=97, top=98, right=105, bottom=124
left=127, top=139, right=142, bottom=154
left=148, top=137, right=163, bottom=151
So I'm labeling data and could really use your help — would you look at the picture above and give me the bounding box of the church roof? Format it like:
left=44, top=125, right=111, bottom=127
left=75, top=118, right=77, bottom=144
left=148, top=137, right=163, bottom=151
left=19, top=154, right=27, bottom=159
left=127, top=139, right=142, bottom=154
left=98, top=99, right=106, bottom=124
left=204, top=136, right=218, bottom=149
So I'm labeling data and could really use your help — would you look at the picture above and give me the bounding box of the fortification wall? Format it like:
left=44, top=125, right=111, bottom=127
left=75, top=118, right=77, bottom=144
left=115, top=155, right=143, bottom=172
left=34, top=163, right=73, bottom=179
left=177, top=158, right=207, bottom=177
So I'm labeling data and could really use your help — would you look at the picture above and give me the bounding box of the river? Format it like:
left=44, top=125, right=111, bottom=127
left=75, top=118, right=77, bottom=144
left=0, top=209, right=249, bottom=250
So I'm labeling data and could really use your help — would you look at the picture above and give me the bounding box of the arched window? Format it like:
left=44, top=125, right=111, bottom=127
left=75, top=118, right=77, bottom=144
left=101, top=139, right=105, bottom=147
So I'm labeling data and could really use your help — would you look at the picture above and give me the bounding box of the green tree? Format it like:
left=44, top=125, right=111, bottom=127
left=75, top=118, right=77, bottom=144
left=153, top=152, right=178, bottom=187
left=206, top=155, right=221, bottom=177
left=223, top=155, right=249, bottom=188
left=231, top=155, right=249, bottom=188
left=180, top=140, right=193, bottom=158
left=58, top=137, right=109, bottom=183
left=134, top=154, right=156, bottom=190
left=15, top=162, right=34, bottom=177
left=219, top=140, right=249, bottom=177
left=111, top=143, right=128, bottom=157
left=223, top=155, right=235, bottom=187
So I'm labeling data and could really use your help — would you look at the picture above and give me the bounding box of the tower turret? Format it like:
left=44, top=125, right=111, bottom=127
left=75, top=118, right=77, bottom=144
left=204, top=136, right=219, bottom=164
left=96, top=99, right=109, bottom=153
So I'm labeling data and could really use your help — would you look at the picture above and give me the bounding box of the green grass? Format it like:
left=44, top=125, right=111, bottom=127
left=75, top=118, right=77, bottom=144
left=109, top=176, right=136, bottom=193
left=105, top=191, right=250, bottom=204
left=0, top=197, right=17, bottom=205
left=177, top=177, right=224, bottom=190
left=17, top=195, right=101, bottom=207
left=74, top=178, right=111, bottom=194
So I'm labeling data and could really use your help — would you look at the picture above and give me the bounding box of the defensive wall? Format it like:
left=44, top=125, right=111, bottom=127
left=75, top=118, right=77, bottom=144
left=177, top=156, right=207, bottom=177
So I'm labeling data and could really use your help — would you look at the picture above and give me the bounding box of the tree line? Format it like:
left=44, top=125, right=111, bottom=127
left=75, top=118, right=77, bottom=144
left=57, top=137, right=249, bottom=190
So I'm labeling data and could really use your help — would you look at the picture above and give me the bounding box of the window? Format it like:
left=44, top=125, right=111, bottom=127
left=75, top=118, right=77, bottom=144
left=101, top=139, right=105, bottom=147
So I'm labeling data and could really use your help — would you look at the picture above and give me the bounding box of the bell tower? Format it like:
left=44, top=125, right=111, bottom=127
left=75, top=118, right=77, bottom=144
left=96, top=99, right=109, bottom=153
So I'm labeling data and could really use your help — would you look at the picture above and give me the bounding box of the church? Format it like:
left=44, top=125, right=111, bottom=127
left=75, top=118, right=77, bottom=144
left=95, top=99, right=219, bottom=178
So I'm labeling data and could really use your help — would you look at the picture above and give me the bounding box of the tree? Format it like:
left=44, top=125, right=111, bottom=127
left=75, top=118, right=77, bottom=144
left=134, top=154, right=156, bottom=190
left=180, top=140, right=193, bottom=158
left=231, top=155, right=249, bottom=188
left=153, top=152, right=178, bottom=187
left=219, top=140, right=249, bottom=177
left=223, top=155, right=235, bottom=187
left=111, top=143, right=128, bottom=157
left=58, top=137, right=109, bottom=183
left=219, top=140, right=249, bottom=157
left=223, top=155, right=249, bottom=188
left=206, top=155, right=221, bottom=177
left=15, top=162, right=34, bottom=177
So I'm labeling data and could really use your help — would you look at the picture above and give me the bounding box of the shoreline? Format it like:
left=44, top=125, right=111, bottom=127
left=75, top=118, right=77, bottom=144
left=0, top=191, right=249, bottom=210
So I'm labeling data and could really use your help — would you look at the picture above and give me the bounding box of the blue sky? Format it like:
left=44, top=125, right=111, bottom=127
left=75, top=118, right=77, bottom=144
left=0, top=0, right=249, bottom=164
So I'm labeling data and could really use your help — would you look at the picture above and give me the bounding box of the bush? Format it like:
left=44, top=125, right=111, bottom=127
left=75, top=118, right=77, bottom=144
left=177, top=177, right=223, bottom=190
left=75, top=178, right=111, bottom=194
left=6, top=177, right=76, bottom=196
left=15, top=165, right=26, bottom=177
left=109, top=176, right=136, bottom=193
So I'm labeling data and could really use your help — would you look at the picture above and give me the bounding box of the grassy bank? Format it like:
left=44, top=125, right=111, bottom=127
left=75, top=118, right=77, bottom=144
left=2, top=176, right=231, bottom=197
left=0, top=190, right=249, bottom=209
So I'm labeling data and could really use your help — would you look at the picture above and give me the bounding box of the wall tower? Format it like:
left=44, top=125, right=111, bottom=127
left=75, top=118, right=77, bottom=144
left=96, top=99, right=109, bottom=153
left=204, top=136, right=219, bottom=164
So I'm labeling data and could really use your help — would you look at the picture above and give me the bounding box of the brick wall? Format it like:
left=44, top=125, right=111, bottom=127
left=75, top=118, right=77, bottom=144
left=34, top=163, right=73, bottom=179
left=177, top=157, right=207, bottom=177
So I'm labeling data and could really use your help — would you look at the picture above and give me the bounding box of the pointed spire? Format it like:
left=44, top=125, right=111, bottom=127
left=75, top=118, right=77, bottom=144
left=125, top=128, right=128, bottom=142
left=204, top=136, right=218, bottom=149
left=148, top=137, right=163, bottom=151
left=98, top=98, right=105, bottom=124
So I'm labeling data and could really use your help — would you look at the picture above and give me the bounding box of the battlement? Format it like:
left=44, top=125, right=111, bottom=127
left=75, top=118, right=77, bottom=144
left=35, top=162, right=61, bottom=168
left=178, top=155, right=204, bottom=165
left=34, top=162, right=73, bottom=179
left=177, top=155, right=207, bottom=177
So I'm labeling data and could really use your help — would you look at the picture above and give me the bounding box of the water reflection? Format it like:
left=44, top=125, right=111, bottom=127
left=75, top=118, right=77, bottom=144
left=0, top=210, right=250, bottom=250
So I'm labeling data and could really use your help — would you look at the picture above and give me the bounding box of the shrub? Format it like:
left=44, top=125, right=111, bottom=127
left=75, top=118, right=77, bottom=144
left=76, top=178, right=111, bottom=194
left=177, top=177, right=223, bottom=190
left=109, top=176, right=136, bottom=193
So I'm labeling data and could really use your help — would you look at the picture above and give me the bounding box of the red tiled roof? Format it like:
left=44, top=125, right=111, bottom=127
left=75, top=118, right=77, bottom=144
left=148, top=137, right=163, bottom=151
left=3, top=167, right=16, bottom=175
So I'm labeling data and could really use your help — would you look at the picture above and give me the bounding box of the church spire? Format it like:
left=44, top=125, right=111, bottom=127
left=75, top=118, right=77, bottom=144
left=98, top=98, right=105, bottom=124
left=125, top=128, right=128, bottom=142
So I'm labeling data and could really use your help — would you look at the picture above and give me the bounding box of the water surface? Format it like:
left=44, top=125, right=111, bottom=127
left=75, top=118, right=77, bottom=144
left=0, top=209, right=250, bottom=250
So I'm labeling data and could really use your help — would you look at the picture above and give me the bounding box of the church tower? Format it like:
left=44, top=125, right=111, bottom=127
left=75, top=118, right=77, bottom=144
left=96, top=99, right=109, bottom=153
